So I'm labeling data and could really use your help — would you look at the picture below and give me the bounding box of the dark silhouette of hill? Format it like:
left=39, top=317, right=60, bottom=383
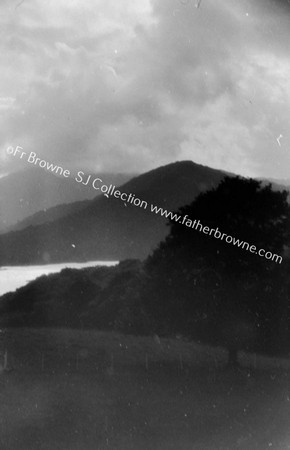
left=260, top=179, right=290, bottom=201
left=0, top=161, right=230, bottom=265
left=0, top=260, right=149, bottom=333
left=10, top=200, right=91, bottom=232
left=0, top=168, right=133, bottom=233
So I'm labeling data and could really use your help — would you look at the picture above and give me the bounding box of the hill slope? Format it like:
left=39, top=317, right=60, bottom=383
left=0, top=260, right=146, bottom=331
left=0, top=168, right=133, bottom=233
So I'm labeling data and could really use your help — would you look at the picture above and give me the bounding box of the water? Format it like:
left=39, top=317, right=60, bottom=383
left=0, top=261, right=118, bottom=297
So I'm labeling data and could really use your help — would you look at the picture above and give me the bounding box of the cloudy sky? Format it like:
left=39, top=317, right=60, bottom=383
left=1, top=0, right=290, bottom=179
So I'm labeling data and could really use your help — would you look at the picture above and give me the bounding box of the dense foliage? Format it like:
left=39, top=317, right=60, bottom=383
left=0, top=260, right=150, bottom=335
left=144, top=177, right=290, bottom=359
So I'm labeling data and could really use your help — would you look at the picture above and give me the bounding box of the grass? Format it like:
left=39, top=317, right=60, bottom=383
left=0, top=328, right=289, bottom=449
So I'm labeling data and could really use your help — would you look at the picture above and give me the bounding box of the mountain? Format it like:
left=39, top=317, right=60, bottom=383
left=0, top=168, right=134, bottom=233
left=0, top=161, right=229, bottom=265
left=9, top=200, right=91, bottom=232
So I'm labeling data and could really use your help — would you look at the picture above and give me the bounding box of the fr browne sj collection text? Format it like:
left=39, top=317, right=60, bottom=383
left=6, top=146, right=119, bottom=193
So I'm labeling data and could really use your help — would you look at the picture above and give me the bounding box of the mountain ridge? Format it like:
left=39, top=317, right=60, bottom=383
left=0, top=167, right=135, bottom=233
left=0, top=160, right=288, bottom=265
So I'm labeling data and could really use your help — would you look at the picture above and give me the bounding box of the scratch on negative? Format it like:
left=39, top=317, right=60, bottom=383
left=15, top=0, right=25, bottom=9
left=276, top=134, right=283, bottom=147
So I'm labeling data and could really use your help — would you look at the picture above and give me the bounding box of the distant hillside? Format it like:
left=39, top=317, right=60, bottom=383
left=9, top=200, right=91, bottom=232
left=260, top=179, right=290, bottom=201
left=0, top=260, right=149, bottom=333
left=264, top=177, right=290, bottom=187
left=0, top=161, right=229, bottom=265
left=0, top=168, right=134, bottom=233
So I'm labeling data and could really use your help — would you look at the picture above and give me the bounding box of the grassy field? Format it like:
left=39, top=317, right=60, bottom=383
left=0, top=328, right=289, bottom=450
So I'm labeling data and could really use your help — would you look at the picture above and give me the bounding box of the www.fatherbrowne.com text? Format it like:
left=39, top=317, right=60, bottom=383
left=149, top=206, right=282, bottom=264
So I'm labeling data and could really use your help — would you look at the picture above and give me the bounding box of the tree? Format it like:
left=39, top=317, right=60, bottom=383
left=144, top=177, right=290, bottom=366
